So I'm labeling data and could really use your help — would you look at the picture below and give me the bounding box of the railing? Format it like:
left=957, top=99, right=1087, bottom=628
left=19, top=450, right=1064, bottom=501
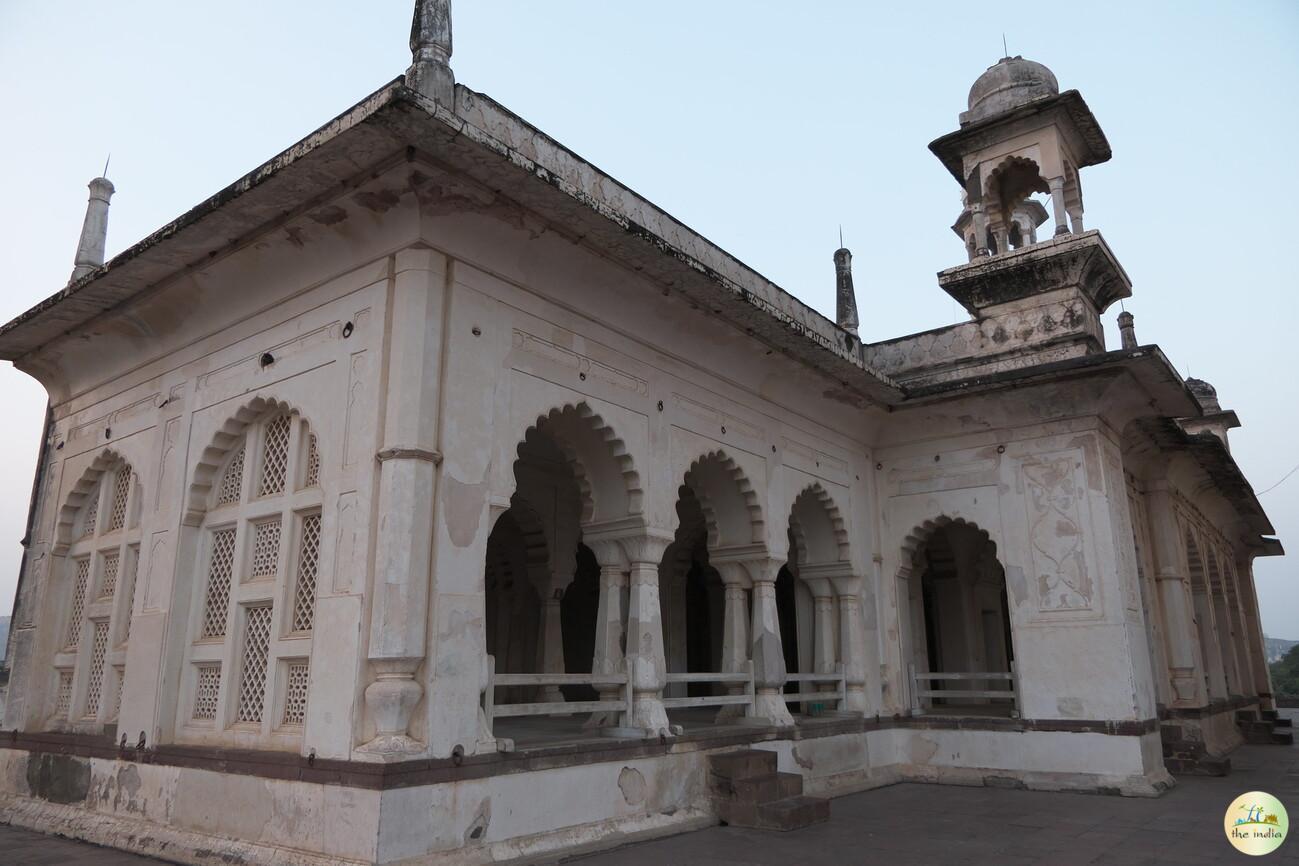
left=482, top=655, right=631, bottom=732
left=784, top=664, right=846, bottom=714
left=663, top=661, right=755, bottom=711
left=909, top=663, right=1019, bottom=717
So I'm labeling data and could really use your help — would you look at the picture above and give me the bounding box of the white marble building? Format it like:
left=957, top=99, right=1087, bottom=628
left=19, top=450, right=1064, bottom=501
left=0, top=3, right=1285, bottom=863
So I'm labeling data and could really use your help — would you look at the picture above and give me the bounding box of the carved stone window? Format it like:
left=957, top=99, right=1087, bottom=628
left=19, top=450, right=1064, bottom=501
left=179, top=410, right=323, bottom=743
left=50, top=458, right=141, bottom=729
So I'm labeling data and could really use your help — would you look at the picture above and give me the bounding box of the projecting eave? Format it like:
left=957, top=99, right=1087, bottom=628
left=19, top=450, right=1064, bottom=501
left=0, top=78, right=902, bottom=407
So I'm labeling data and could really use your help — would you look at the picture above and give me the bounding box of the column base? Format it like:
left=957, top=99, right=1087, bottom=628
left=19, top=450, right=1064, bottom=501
left=355, top=734, right=427, bottom=760
left=754, top=691, right=795, bottom=727
left=631, top=694, right=671, bottom=734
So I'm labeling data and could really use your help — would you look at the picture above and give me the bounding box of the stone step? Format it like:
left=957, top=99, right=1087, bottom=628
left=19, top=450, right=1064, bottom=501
left=1164, top=755, right=1231, bottom=777
left=1272, top=730, right=1294, bottom=746
left=719, top=795, right=830, bottom=831
left=714, top=771, right=804, bottom=803
left=1273, top=717, right=1293, bottom=728
left=1236, top=709, right=1260, bottom=723
left=709, top=749, right=778, bottom=783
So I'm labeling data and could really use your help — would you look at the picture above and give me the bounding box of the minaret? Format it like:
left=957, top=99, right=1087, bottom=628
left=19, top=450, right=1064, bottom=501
left=406, top=0, right=454, bottom=105
left=69, top=176, right=115, bottom=283
left=834, top=246, right=860, bottom=336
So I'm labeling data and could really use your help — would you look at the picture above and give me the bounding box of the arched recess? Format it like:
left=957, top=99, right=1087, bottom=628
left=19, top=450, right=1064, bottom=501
left=45, top=449, right=143, bottom=730
left=985, top=155, right=1051, bottom=242
left=682, top=450, right=764, bottom=549
left=788, top=483, right=850, bottom=567
left=897, top=516, right=1016, bottom=715
left=169, top=398, right=325, bottom=750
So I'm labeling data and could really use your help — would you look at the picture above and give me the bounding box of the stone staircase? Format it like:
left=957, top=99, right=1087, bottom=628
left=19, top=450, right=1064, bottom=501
left=1160, top=723, right=1230, bottom=776
left=708, top=749, right=829, bottom=831
left=1237, top=708, right=1295, bottom=745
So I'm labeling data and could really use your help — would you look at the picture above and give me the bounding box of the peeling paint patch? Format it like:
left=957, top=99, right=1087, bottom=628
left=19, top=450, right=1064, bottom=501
left=442, top=474, right=487, bottom=548
left=353, top=189, right=402, bottom=213
left=791, top=745, right=814, bottom=771
left=283, top=226, right=306, bottom=248
left=309, top=205, right=348, bottom=226
left=463, top=796, right=491, bottom=844
left=1004, top=564, right=1028, bottom=606
left=1057, top=697, right=1084, bottom=717
left=617, top=766, right=646, bottom=806
left=25, top=753, right=90, bottom=804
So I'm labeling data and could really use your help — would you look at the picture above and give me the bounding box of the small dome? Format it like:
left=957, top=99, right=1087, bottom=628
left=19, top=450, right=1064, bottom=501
left=965, top=56, right=1059, bottom=124
left=1185, top=378, right=1221, bottom=411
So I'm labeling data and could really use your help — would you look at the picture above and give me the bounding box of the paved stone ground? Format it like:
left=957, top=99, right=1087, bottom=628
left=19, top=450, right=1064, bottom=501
left=1, top=711, right=1295, bottom=865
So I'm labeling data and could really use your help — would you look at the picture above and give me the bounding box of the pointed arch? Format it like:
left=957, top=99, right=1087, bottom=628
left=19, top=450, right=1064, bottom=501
left=518, top=402, right=641, bottom=525
left=185, top=396, right=312, bottom=524
left=788, top=483, right=850, bottom=566
left=682, top=449, right=764, bottom=549
left=54, top=448, right=131, bottom=553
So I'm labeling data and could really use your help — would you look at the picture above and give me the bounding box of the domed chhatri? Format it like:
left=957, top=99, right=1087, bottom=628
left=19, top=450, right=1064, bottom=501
left=963, top=56, right=1060, bottom=125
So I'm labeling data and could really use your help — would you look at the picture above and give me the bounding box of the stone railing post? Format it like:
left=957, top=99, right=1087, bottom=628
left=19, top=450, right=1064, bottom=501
left=747, top=559, right=794, bottom=727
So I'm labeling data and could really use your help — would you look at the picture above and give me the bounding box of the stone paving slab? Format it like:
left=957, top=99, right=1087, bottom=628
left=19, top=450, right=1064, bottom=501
left=1, top=711, right=1296, bottom=865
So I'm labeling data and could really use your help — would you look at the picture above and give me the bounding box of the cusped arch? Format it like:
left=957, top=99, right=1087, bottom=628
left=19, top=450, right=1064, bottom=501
left=185, top=395, right=312, bottom=523
left=53, top=448, right=131, bottom=551
left=900, top=515, right=999, bottom=569
left=517, top=402, right=642, bottom=525
left=682, top=449, right=764, bottom=549
left=984, top=154, right=1049, bottom=209
left=788, top=483, right=850, bottom=566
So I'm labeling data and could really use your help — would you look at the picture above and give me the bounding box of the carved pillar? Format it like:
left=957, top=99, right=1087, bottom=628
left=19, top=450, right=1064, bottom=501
left=970, top=202, right=991, bottom=257
left=832, top=574, right=868, bottom=713
left=584, top=538, right=628, bottom=727
left=808, top=578, right=837, bottom=690
left=535, top=585, right=567, bottom=706
left=748, top=559, right=794, bottom=727
left=1145, top=484, right=1207, bottom=708
left=1049, top=176, right=1070, bottom=236
left=713, top=560, right=752, bottom=720
left=621, top=532, right=673, bottom=733
left=1236, top=555, right=1275, bottom=710
left=359, top=248, right=448, bottom=756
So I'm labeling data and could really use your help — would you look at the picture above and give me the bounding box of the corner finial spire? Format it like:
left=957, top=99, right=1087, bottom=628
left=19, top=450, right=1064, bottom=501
left=69, top=173, right=115, bottom=284
left=406, top=0, right=454, bottom=104
left=833, top=240, right=860, bottom=337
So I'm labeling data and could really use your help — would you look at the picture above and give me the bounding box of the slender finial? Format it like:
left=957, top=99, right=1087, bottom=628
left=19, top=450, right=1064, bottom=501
left=406, top=0, right=455, bottom=104
left=69, top=176, right=116, bottom=283
left=1002, top=33, right=1008, bottom=58
left=102, top=153, right=111, bottom=179
left=833, top=242, right=860, bottom=336
left=839, top=224, right=843, bottom=248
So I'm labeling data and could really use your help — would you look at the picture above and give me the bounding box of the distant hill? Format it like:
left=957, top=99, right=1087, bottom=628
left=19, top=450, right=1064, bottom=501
left=1266, top=636, right=1297, bottom=663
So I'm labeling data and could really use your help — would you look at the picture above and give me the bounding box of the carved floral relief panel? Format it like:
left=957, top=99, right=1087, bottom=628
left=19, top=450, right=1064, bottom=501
left=1022, top=455, right=1093, bottom=612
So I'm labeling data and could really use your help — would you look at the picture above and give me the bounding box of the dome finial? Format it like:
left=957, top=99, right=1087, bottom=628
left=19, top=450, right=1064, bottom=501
left=406, top=0, right=454, bottom=104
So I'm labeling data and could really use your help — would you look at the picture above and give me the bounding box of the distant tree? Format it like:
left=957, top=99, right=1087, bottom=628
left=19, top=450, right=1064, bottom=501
left=1270, top=645, right=1299, bottom=697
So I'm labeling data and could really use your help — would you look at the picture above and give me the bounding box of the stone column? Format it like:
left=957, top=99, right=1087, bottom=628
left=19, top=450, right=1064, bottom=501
left=832, top=575, right=869, bottom=713
left=970, top=202, right=991, bottom=256
left=534, top=584, right=567, bottom=706
left=1066, top=206, right=1084, bottom=234
left=748, top=559, right=795, bottom=727
left=713, top=560, right=752, bottom=720
left=621, top=532, right=673, bottom=733
left=808, top=578, right=837, bottom=694
left=1145, top=484, right=1207, bottom=708
left=584, top=539, right=628, bottom=728
left=359, top=248, right=447, bottom=756
left=1236, top=555, right=1276, bottom=710
left=1049, top=176, right=1070, bottom=236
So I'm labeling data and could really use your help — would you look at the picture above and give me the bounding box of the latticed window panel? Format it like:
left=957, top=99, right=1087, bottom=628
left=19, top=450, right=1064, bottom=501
left=66, top=558, right=91, bottom=648
left=106, top=467, right=132, bottom=532
left=236, top=606, right=273, bottom=723
left=193, top=665, right=222, bottom=721
left=291, top=514, right=321, bottom=633
left=304, top=434, right=321, bottom=489
left=281, top=661, right=310, bottom=726
left=84, top=620, right=110, bottom=718
left=110, top=666, right=126, bottom=721
left=250, top=519, right=282, bottom=580
left=216, top=446, right=246, bottom=506
left=82, top=488, right=99, bottom=537
left=121, top=546, right=140, bottom=643
left=99, top=551, right=120, bottom=599
left=54, top=670, right=74, bottom=719
left=200, top=529, right=237, bottom=638
left=258, top=415, right=292, bottom=497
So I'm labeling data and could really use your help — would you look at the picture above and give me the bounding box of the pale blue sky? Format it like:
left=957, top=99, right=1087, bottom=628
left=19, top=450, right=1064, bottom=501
left=0, top=1, right=1295, bottom=636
